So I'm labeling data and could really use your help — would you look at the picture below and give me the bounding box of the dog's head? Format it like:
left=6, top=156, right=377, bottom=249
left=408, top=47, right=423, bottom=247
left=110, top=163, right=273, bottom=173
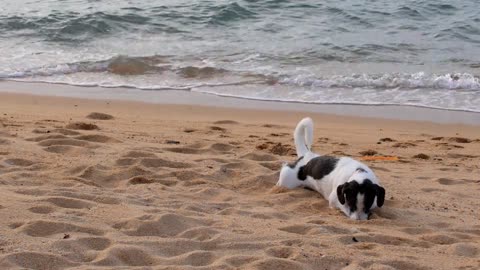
left=336, top=172, right=385, bottom=220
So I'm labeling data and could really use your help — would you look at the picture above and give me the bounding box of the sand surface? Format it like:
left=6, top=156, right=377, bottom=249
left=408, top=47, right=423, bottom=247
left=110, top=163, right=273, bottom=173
left=0, top=92, right=479, bottom=270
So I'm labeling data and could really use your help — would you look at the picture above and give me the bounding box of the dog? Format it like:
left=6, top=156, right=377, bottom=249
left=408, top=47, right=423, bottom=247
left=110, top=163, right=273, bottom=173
left=276, top=117, right=385, bottom=220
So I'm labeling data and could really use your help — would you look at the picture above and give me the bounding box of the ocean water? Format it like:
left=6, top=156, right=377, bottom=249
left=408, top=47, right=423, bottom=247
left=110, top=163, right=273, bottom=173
left=1, top=0, right=479, bottom=112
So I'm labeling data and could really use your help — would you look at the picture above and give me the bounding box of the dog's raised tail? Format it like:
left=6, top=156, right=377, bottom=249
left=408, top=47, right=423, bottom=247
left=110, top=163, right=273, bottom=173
left=294, top=117, right=314, bottom=157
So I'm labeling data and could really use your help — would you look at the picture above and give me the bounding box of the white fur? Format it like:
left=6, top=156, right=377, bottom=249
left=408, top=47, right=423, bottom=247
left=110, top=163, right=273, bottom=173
left=276, top=117, right=383, bottom=220
left=294, top=117, right=314, bottom=157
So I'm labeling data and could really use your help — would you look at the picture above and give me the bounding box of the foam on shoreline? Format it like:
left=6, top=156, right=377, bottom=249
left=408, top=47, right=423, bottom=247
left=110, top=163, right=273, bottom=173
left=1, top=81, right=479, bottom=126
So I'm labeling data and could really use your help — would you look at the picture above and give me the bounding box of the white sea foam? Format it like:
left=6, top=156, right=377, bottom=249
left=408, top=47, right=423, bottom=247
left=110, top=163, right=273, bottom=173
left=3, top=68, right=479, bottom=113
left=279, top=72, right=480, bottom=90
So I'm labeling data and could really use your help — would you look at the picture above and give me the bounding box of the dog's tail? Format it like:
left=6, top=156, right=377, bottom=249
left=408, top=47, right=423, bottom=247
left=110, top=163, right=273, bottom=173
left=294, top=117, right=314, bottom=157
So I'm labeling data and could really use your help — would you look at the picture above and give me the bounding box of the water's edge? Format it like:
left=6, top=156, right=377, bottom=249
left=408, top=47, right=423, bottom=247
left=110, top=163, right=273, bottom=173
left=2, top=81, right=479, bottom=126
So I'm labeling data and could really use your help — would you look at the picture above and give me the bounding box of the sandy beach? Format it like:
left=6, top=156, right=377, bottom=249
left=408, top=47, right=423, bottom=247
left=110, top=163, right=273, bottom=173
left=0, top=91, right=479, bottom=270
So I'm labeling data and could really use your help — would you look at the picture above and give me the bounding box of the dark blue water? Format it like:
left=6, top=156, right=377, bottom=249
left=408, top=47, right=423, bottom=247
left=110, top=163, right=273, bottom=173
left=1, top=0, right=479, bottom=111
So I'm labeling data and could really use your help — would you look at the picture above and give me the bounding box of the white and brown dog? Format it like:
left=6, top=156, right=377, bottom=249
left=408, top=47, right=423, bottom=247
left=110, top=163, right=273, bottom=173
left=276, top=117, right=385, bottom=220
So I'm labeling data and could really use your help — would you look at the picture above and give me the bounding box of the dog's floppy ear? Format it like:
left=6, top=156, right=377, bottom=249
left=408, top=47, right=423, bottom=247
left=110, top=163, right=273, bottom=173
left=337, top=183, right=346, bottom=205
left=375, top=185, right=385, bottom=207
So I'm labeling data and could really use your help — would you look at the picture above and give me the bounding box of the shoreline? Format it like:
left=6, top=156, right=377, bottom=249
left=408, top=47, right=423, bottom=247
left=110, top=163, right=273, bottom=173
left=1, top=81, right=479, bottom=126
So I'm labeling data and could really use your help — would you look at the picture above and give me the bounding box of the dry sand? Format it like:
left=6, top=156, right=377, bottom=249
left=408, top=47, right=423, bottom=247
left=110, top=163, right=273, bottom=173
left=0, top=92, right=479, bottom=270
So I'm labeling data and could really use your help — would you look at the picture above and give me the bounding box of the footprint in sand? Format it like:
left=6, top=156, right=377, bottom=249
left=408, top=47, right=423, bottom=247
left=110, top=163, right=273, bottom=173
left=210, top=143, right=235, bottom=152
left=242, top=153, right=278, bottom=161
left=115, top=158, right=138, bottom=166
left=164, top=147, right=203, bottom=154
left=278, top=224, right=315, bottom=235
left=401, top=227, right=432, bottom=235
left=124, top=150, right=158, bottom=158
left=28, top=205, right=56, bottom=214
left=112, top=213, right=213, bottom=237
left=32, top=128, right=81, bottom=136
left=86, top=112, right=114, bottom=120
left=171, top=170, right=204, bottom=182
left=34, top=133, right=119, bottom=146
left=248, top=258, right=304, bottom=270
left=177, top=227, right=220, bottom=241
left=318, top=225, right=353, bottom=234
left=140, top=158, right=193, bottom=169
left=164, top=142, right=235, bottom=155
left=379, top=137, right=396, bottom=142
left=262, top=124, right=284, bottom=128
left=220, top=161, right=254, bottom=170
left=170, top=250, right=217, bottom=267
left=338, top=234, right=432, bottom=248
left=3, top=158, right=34, bottom=167
left=435, top=143, right=465, bottom=150
left=77, top=164, right=153, bottom=188
left=447, top=153, right=477, bottom=159
left=259, top=162, right=282, bottom=171
left=209, top=126, right=226, bottom=132
left=227, top=171, right=279, bottom=193
left=51, top=128, right=82, bottom=136
left=31, top=133, right=100, bottom=155
left=38, top=139, right=93, bottom=148
left=268, top=133, right=289, bottom=137
left=376, top=260, right=428, bottom=270
left=13, top=189, right=48, bottom=196
left=413, top=153, right=430, bottom=160
left=420, top=187, right=444, bottom=193
left=43, top=197, right=94, bottom=209
left=15, top=220, right=103, bottom=237
left=44, top=190, right=121, bottom=205
left=223, top=255, right=261, bottom=268
left=116, top=150, right=158, bottom=166
left=359, top=149, right=378, bottom=156
left=44, top=145, right=93, bottom=155
left=213, top=120, right=239, bottom=125
left=265, top=246, right=296, bottom=259
left=65, top=122, right=99, bottom=130
left=438, top=167, right=459, bottom=172
left=27, top=134, right=68, bottom=142
left=67, top=237, right=112, bottom=251
left=256, top=142, right=295, bottom=156
left=448, top=137, right=472, bottom=143
left=75, top=134, right=121, bottom=143
left=447, top=243, right=479, bottom=257
left=420, top=234, right=459, bottom=245
left=94, top=245, right=156, bottom=266
left=437, top=178, right=460, bottom=185
left=0, top=252, right=79, bottom=269
left=369, top=165, right=391, bottom=172
left=51, top=237, right=112, bottom=263
left=127, top=176, right=156, bottom=185
left=183, top=128, right=196, bottom=133
left=0, top=138, right=10, bottom=145
left=392, top=142, right=417, bottom=148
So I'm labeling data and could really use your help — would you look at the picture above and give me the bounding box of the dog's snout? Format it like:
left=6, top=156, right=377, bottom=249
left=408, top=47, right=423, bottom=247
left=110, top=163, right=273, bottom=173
left=350, top=212, right=369, bottom=220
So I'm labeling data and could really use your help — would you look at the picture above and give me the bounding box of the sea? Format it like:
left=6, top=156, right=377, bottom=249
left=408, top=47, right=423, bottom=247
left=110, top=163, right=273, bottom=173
left=1, top=0, right=479, bottom=112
